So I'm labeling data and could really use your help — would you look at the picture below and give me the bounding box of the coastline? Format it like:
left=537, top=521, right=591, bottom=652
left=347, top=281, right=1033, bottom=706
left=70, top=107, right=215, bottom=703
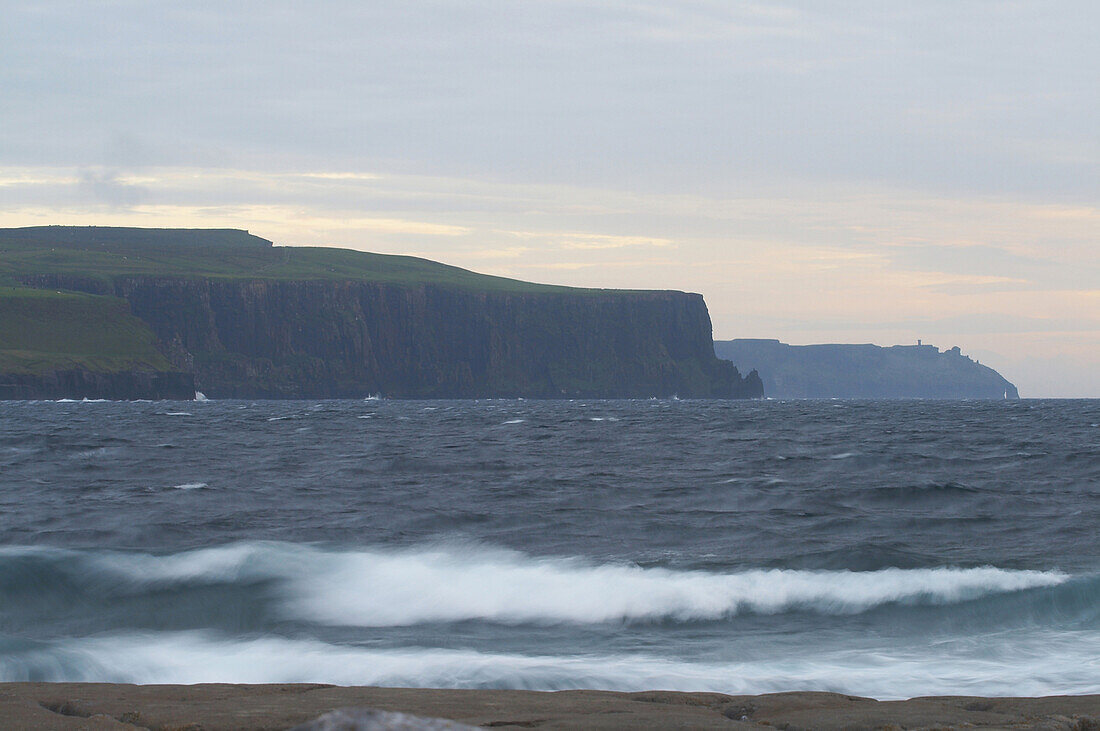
left=4, top=684, right=1100, bottom=729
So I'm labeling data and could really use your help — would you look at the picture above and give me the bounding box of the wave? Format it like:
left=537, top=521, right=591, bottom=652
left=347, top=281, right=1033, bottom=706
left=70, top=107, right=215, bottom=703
left=0, top=542, right=1072, bottom=626
left=3, top=629, right=1100, bottom=698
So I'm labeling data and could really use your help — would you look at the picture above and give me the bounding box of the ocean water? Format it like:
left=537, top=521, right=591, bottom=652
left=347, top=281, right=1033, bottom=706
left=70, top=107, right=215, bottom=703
left=1, top=398, right=1098, bottom=699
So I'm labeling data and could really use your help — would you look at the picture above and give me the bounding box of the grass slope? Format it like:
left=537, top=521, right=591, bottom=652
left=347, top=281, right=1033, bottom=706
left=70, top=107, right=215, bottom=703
left=0, top=226, right=611, bottom=294
left=0, top=286, right=173, bottom=374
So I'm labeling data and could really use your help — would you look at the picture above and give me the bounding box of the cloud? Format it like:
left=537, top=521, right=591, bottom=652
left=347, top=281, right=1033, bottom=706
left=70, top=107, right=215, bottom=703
left=0, top=173, right=80, bottom=187
left=296, top=216, right=470, bottom=237
left=294, top=172, right=382, bottom=181
left=503, top=230, right=674, bottom=250
left=2, top=1, right=1096, bottom=196
left=1, top=1, right=1097, bottom=394
left=77, top=169, right=147, bottom=207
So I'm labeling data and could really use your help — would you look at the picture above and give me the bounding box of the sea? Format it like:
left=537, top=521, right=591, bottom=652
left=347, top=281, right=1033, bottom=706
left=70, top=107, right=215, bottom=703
left=1, top=398, right=1098, bottom=699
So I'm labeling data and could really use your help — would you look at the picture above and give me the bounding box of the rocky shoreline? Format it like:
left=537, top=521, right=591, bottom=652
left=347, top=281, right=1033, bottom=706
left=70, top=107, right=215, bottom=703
left=3, top=684, right=1099, bottom=729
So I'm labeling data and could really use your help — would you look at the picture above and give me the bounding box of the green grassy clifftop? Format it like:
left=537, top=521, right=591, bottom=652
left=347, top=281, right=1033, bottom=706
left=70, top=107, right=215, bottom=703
left=0, top=225, right=600, bottom=293
left=0, top=286, right=171, bottom=374
left=0, top=285, right=196, bottom=399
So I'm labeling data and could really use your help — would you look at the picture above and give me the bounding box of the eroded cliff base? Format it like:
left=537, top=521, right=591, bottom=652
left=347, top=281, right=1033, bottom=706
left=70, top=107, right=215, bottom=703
left=0, top=369, right=194, bottom=400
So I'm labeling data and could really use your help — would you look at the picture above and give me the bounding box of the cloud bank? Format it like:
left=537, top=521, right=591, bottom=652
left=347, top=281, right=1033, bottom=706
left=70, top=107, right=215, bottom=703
left=1, top=1, right=1096, bottom=395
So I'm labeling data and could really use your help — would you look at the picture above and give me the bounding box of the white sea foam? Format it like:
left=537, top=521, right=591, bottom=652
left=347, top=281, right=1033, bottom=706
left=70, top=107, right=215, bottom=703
left=4, top=629, right=1100, bottom=698
left=284, top=549, right=1068, bottom=627
left=78, top=543, right=269, bottom=584
left=52, top=542, right=1070, bottom=626
left=172, top=482, right=208, bottom=490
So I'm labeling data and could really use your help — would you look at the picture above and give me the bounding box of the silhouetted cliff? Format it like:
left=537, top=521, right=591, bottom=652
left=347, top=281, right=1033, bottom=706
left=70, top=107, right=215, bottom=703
left=2, top=227, right=760, bottom=399
left=714, top=339, right=1018, bottom=399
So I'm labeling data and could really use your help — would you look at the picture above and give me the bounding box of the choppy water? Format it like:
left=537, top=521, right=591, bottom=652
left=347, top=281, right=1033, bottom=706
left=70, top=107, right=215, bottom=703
left=1, top=398, right=1098, bottom=698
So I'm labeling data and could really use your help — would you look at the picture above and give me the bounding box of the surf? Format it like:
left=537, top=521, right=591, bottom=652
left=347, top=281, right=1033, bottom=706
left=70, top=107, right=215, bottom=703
left=4, top=628, right=1100, bottom=699
left=0, top=542, right=1073, bottom=626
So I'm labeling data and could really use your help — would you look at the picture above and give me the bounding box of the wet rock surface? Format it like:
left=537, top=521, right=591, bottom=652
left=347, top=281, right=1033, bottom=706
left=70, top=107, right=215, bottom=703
left=290, top=707, right=478, bottom=730
left=3, top=684, right=1100, bottom=730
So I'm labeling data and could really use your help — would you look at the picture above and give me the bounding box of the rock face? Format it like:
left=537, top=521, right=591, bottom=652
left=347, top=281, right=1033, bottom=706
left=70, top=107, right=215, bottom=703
left=715, top=338, right=1019, bottom=399
left=19, top=274, right=761, bottom=399
left=0, top=369, right=195, bottom=400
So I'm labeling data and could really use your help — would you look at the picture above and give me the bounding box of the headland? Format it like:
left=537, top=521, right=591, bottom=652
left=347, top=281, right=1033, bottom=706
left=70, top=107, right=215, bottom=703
left=0, top=226, right=761, bottom=400
left=715, top=338, right=1019, bottom=399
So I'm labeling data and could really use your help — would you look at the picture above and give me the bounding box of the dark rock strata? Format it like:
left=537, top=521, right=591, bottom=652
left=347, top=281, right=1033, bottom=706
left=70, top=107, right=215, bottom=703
left=0, top=369, right=195, bottom=400
left=19, top=275, right=761, bottom=399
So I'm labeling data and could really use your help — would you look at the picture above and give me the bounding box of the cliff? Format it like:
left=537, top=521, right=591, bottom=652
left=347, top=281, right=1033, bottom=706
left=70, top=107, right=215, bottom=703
left=714, top=338, right=1019, bottom=399
left=1, top=226, right=760, bottom=400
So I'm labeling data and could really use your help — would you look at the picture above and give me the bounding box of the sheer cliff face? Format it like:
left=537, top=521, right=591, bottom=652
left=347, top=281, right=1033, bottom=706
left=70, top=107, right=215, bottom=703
left=26, top=275, right=760, bottom=399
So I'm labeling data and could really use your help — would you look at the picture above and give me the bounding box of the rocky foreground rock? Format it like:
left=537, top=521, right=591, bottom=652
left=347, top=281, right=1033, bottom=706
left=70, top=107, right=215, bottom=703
left=4, top=683, right=1100, bottom=729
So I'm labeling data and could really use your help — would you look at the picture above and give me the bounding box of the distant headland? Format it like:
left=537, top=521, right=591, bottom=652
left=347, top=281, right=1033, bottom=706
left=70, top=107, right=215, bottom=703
left=0, top=226, right=762, bottom=400
left=715, top=338, right=1019, bottom=399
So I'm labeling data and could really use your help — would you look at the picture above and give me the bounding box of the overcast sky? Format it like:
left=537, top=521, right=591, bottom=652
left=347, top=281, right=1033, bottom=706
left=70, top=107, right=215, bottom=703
left=2, top=1, right=1096, bottom=396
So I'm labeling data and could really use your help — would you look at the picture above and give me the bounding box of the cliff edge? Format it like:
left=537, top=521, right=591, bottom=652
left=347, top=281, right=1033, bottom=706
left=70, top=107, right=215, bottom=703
left=1, top=226, right=761, bottom=400
left=714, top=338, right=1018, bottom=399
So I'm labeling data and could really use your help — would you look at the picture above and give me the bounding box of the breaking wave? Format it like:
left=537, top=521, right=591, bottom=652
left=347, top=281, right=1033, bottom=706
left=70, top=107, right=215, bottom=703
left=3, top=629, right=1100, bottom=698
left=0, top=542, right=1071, bottom=626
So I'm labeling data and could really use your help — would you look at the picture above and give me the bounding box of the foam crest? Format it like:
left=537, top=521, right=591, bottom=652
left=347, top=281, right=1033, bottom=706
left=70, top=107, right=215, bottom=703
left=4, top=630, right=1100, bottom=699
left=283, top=547, right=1068, bottom=626
left=0, top=543, right=275, bottom=586
left=88, top=543, right=278, bottom=583
left=5, top=542, right=1066, bottom=626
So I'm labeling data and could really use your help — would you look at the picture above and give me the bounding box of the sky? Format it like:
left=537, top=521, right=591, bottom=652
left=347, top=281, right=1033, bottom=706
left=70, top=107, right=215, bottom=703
left=1, top=1, right=1096, bottom=396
